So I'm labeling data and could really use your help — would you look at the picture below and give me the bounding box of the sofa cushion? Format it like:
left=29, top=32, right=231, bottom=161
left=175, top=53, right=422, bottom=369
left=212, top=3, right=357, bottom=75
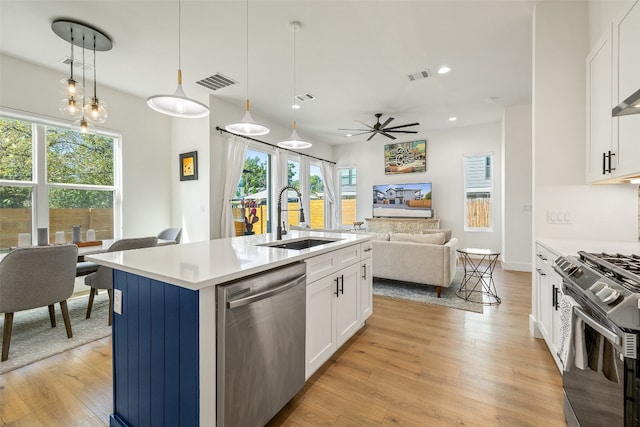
left=390, top=232, right=446, bottom=245
left=421, top=229, right=452, bottom=243
left=365, top=232, right=390, bottom=241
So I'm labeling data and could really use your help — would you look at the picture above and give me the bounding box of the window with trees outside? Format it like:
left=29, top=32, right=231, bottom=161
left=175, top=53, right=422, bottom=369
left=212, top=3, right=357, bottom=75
left=308, top=162, right=324, bottom=229
left=234, top=148, right=271, bottom=236
left=339, top=167, right=357, bottom=226
left=0, top=114, right=120, bottom=252
left=286, top=159, right=301, bottom=227
left=464, top=154, right=492, bottom=231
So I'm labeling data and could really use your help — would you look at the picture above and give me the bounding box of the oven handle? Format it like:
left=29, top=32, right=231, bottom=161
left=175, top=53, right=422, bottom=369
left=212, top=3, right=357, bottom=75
left=574, top=306, right=621, bottom=345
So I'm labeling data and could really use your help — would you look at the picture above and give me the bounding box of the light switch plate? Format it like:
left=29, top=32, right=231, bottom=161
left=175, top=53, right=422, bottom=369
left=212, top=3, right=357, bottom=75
left=113, top=289, right=123, bottom=315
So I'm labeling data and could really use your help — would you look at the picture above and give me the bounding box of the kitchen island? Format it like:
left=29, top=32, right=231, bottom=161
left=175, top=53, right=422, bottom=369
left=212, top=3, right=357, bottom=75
left=86, top=230, right=373, bottom=427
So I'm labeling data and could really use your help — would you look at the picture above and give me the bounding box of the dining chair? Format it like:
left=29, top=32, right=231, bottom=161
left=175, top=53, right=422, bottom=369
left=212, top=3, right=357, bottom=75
left=0, top=244, right=78, bottom=361
left=157, top=227, right=182, bottom=244
left=84, top=236, right=158, bottom=325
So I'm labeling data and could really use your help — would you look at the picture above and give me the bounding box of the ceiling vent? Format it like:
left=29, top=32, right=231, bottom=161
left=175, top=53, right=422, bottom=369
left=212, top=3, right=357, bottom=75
left=295, top=93, right=316, bottom=102
left=408, top=69, right=432, bottom=81
left=196, top=73, right=237, bottom=91
left=60, top=56, right=92, bottom=71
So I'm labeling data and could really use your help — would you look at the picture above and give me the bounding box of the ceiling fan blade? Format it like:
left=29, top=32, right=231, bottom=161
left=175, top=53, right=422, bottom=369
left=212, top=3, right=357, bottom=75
left=356, top=120, right=374, bottom=129
left=338, top=128, right=371, bottom=131
left=383, top=122, right=420, bottom=131
left=380, top=117, right=394, bottom=128
left=349, top=131, right=375, bottom=136
left=385, top=130, right=418, bottom=134
left=366, top=133, right=377, bottom=141
left=381, top=132, right=397, bottom=140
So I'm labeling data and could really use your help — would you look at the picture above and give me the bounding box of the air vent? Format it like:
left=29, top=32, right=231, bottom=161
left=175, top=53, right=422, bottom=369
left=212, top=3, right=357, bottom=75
left=196, top=73, right=237, bottom=91
left=408, top=69, right=432, bottom=81
left=295, top=93, right=316, bottom=102
left=60, top=56, right=92, bottom=71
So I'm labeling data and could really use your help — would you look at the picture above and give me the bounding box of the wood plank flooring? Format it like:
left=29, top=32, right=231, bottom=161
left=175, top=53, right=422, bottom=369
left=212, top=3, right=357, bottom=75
left=0, top=267, right=565, bottom=426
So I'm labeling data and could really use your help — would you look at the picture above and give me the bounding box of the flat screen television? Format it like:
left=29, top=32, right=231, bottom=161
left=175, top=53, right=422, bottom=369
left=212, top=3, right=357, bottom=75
left=372, top=182, right=433, bottom=218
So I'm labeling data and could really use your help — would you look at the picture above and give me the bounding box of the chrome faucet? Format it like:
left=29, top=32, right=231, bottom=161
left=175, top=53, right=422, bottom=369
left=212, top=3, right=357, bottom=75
left=277, top=185, right=305, bottom=240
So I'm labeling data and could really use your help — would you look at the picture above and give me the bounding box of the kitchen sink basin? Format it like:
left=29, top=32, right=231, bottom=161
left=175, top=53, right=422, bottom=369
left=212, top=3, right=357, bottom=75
left=258, top=238, right=341, bottom=251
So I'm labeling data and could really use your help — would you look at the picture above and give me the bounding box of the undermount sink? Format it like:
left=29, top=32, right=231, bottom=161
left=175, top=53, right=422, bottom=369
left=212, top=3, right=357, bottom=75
left=258, top=238, right=342, bottom=251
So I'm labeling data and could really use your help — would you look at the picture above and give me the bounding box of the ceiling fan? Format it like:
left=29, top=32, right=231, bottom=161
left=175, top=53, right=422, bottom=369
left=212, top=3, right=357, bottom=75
left=339, top=113, right=420, bottom=141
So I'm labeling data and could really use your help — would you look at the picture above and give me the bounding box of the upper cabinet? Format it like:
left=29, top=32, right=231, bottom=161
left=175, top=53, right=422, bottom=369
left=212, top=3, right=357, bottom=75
left=587, top=0, right=640, bottom=183
left=612, top=0, right=640, bottom=178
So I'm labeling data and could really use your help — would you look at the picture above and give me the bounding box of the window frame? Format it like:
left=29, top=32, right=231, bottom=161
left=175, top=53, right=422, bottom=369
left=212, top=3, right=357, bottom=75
left=463, top=153, right=493, bottom=232
left=338, top=165, right=357, bottom=228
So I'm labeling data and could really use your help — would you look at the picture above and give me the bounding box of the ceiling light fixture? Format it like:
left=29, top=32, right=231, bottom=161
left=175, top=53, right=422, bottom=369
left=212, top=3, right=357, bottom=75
left=278, top=21, right=312, bottom=149
left=72, top=36, right=95, bottom=134
left=52, top=19, right=112, bottom=120
left=146, top=0, right=209, bottom=119
left=437, top=66, right=452, bottom=74
left=225, top=0, right=269, bottom=135
left=448, top=116, right=457, bottom=121
left=84, top=36, right=108, bottom=123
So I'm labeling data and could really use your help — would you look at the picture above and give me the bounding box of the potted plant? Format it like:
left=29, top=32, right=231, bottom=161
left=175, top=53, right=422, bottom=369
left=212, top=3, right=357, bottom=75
left=242, top=199, right=259, bottom=234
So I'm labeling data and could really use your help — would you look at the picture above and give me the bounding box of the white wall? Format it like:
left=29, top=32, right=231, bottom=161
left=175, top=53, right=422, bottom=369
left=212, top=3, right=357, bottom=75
left=502, top=104, right=533, bottom=271
left=0, top=54, right=173, bottom=238
left=533, top=1, right=638, bottom=244
left=333, top=122, right=503, bottom=252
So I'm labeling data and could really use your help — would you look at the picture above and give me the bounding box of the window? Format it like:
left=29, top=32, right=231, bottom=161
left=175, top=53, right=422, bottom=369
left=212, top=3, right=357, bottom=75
left=234, top=148, right=271, bottom=235
left=464, top=154, right=492, bottom=231
left=339, top=167, right=357, bottom=226
left=308, top=163, right=324, bottom=229
left=286, top=158, right=301, bottom=227
left=0, top=113, right=120, bottom=251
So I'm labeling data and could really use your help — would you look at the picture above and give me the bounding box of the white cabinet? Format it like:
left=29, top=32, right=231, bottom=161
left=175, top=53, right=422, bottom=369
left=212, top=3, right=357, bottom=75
left=360, top=241, right=373, bottom=321
left=305, top=242, right=372, bottom=379
left=534, top=242, right=563, bottom=372
left=612, top=0, right=640, bottom=179
left=586, top=30, right=614, bottom=182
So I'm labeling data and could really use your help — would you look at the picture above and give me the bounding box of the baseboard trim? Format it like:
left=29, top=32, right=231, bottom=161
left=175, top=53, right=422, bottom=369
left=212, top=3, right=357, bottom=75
left=501, top=261, right=531, bottom=272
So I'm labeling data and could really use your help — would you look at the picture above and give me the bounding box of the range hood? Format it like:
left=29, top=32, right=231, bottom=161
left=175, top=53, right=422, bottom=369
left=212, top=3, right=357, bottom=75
left=612, top=88, right=640, bottom=116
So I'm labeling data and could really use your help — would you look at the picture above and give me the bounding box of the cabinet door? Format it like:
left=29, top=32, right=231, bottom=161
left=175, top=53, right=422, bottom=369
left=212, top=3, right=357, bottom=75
left=551, top=274, right=564, bottom=361
left=306, top=274, right=337, bottom=379
left=614, top=0, right=640, bottom=178
left=536, top=262, right=552, bottom=343
left=336, top=262, right=361, bottom=347
left=586, top=31, right=613, bottom=182
left=360, top=257, right=373, bottom=322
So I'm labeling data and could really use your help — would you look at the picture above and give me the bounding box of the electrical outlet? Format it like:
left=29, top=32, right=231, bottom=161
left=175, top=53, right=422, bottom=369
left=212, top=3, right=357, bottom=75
left=547, top=210, right=571, bottom=224
left=113, top=289, right=123, bottom=315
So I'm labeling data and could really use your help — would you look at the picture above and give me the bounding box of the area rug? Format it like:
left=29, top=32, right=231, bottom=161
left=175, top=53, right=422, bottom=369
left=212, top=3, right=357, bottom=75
left=0, top=292, right=111, bottom=374
left=373, top=267, right=484, bottom=313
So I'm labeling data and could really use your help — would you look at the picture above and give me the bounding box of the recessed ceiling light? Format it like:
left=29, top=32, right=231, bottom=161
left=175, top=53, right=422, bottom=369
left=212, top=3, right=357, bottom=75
left=437, top=66, right=452, bottom=74
left=485, top=96, right=499, bottom=103
left=292, top=104, right=300, bottom=109
left=629, top=178, right=640, bottom=184
left=448, top=117, right=457, bottom=121
left=345, top=134, right=353, bottom=137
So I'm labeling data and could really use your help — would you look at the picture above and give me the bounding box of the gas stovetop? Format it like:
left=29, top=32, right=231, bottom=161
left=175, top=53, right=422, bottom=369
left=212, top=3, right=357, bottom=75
left=554, top=252, right=640, bottom=331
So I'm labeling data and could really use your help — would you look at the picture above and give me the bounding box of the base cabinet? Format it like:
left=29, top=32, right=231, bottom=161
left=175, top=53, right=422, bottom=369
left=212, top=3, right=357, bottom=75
left=305, top=242, right=373, bottom=379
left=535, top=242, right=563, bottom=372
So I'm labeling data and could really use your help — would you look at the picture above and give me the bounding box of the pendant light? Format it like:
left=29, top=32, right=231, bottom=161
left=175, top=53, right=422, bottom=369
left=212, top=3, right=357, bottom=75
left=83, top=36, right=108, bottom=123
left=52, top=19, right=112, bottom=123
left=146, top=0, right=209, bottom=118
left=72, top=36, right=95, bottom=134
left=225, top=0, right=269, bottom=136
left=278, top=21, right=312, bottom=149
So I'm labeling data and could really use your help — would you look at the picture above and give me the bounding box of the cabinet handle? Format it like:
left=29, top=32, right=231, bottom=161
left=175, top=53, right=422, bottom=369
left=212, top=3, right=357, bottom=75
left=340, top=274, right=344, bottom=295
left=536, top=253, right=547, bottom=261
left=364, top=247, right=372, bottom=252
left=362, top=263, right=367, bottom=280
left=552, top=284, right=556, bottom=307
left=608, top=150, right=616, bottom=172
left=602, top=151, right=607, bottom=175
left=555, top=287, right=560, bottom=311
left=335, top=276, right=340, bottom=298
left=536, top=268, right=546, bottom=276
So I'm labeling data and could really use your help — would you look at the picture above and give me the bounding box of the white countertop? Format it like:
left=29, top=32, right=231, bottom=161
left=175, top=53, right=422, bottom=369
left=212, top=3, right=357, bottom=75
left=537, top=237, right=640, bottom=257
left=86, top=231, right=372, bottom=291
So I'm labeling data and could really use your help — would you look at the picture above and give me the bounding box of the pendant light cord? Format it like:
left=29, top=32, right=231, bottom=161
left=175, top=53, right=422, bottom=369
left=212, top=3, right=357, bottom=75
left=178, top=0, right=182, bottom=70
left=92, top=35, right=97, bottom=98
left=292, top=23, right=296, bottom=127
left=246, top=0, right=249, bottom=103
left=70, top=27, right=75, bottom=82
left=82, top=35, right=86, bottom=109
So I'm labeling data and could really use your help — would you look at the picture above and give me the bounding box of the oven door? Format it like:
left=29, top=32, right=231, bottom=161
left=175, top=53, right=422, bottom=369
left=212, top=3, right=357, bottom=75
left=563, top=302, right=626, bottom=427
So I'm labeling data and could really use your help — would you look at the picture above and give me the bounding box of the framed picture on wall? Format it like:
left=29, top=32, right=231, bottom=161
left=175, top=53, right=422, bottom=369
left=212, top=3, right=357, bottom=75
left=179, top=151, right=198, bottom=181
left=384, top=140, right=427, bottom=174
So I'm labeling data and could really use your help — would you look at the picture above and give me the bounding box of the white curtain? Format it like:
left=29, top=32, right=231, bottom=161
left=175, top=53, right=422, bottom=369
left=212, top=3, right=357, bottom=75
left=321, top=161, right=338, bottom=229
left=220, top=136, right=249, bottom=238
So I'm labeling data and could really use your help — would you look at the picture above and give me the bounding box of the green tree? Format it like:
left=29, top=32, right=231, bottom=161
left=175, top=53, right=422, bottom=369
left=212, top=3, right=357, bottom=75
left=0, top=118, right=33, bottom=208
left=309, top=175, right=324, bottom=196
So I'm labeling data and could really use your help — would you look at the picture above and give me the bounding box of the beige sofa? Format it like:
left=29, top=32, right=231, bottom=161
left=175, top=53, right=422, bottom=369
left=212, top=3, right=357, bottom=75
left=370, top=229, right=458, bottom=297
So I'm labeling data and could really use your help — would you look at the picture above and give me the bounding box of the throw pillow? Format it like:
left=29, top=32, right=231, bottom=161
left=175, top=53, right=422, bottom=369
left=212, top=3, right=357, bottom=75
left=391, top=232, right=445, bottom=245
left=421, top=229, right=452, bottom=243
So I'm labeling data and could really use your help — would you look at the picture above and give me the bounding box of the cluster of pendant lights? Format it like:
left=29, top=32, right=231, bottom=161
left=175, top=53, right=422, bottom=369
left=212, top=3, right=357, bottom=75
left=52, top=19, right=112, bottom=133
left=145, top=0, right=311, bottom=148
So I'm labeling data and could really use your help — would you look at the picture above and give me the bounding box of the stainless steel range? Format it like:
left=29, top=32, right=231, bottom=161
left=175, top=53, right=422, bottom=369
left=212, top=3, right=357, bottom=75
left=554, top=251, right=640, bottom=427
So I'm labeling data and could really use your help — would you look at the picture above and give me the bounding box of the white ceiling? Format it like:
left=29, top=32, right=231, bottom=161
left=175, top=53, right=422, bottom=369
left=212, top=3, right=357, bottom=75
left=0, top=0, right=534, bottom=145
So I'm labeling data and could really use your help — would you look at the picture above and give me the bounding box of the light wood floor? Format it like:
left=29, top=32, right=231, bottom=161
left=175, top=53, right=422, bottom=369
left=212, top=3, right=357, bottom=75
left=0, top=267, right=565, bottom=426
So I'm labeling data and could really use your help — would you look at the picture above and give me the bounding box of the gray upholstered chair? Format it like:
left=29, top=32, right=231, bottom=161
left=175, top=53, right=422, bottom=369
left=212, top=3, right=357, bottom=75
left=84, top=236, right=158, bottom=325
left=157, top=227, right=182, bottom=244
left=0, top=244, right=78, bottom=361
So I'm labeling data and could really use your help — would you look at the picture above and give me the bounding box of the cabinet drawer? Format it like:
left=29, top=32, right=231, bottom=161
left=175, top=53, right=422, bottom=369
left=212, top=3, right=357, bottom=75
left=535, top=244, right=560, bottom=269
left=360, top=241, right=373, bottom=259
left=306, top=251, right=339, bottom=284
left=336, top=244, right=360, bottom=269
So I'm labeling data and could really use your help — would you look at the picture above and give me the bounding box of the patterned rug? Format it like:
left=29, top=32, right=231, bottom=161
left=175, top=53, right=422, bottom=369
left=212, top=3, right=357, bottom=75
left=0, top=292, right=111, bottom=374
left=373, top=268, right=484, bottom=313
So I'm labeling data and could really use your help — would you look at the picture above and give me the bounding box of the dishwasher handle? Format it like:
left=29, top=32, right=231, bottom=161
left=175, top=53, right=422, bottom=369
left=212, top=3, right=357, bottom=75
left=227, top=275, right=306, bottom=309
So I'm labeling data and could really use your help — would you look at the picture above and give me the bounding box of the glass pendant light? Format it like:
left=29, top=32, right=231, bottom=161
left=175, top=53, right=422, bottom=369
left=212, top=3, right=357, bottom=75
left=146, top=0, right=209, bottom=119
left=278, top=21, right=312, bottom=149
left=84, top=36, right=108, bottom=123
left=73, top=36, right=95, bottom=134
left=225, top=0, right=269, bottom=136
left=58, top=26, right=82, bottom=117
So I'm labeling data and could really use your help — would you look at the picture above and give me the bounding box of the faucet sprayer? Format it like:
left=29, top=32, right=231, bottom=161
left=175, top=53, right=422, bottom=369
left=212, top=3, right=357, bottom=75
left=277, top=185, right=304, bottom=240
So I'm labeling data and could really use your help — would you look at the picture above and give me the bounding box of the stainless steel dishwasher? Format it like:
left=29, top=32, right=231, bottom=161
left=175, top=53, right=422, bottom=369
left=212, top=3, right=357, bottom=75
left=216, top=262, right=306, bottom=427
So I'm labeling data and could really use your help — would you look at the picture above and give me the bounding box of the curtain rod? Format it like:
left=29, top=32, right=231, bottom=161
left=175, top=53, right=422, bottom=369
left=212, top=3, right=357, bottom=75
left=215, top=126, right=336, bottom=165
